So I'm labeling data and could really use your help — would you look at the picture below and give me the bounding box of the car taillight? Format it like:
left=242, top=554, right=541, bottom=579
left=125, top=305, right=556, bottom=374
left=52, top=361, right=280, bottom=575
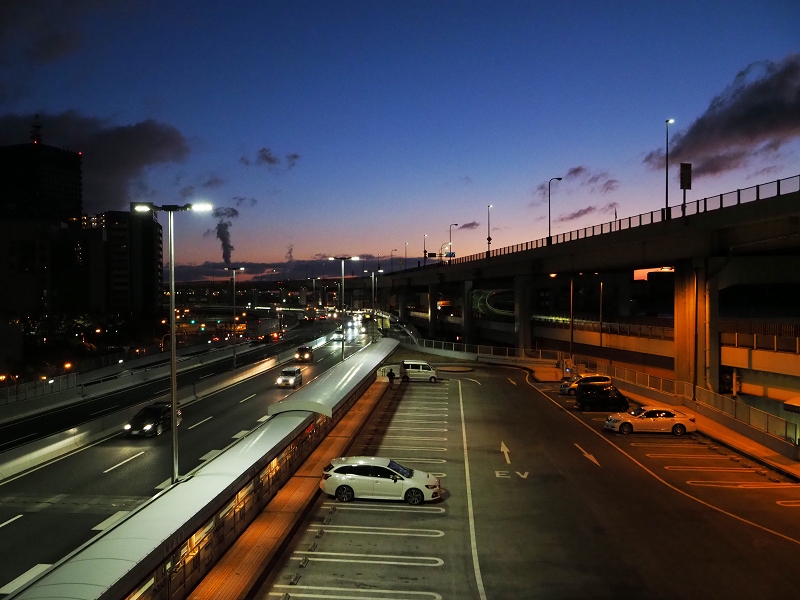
left=322, top=473, right=332, bottom=480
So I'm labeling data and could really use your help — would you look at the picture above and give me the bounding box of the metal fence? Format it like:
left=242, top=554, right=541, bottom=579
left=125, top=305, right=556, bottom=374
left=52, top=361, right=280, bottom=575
left=451, top=173, right=799, bottom=266
left=720, top=331, right=800, bottom=354
left=532, top=316, right=674, bottom=340
left=576, top=355, right=798, bottom=445
left=0, top=372, right=79, bottom=405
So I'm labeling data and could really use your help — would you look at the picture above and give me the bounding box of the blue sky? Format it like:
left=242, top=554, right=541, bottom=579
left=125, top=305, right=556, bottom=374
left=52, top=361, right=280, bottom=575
left=1, top=1, right=798, bottom=279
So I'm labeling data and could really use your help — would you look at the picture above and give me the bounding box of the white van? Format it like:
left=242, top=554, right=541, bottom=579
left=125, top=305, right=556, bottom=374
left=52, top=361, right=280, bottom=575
left=399, top=360, right=438, bottom=383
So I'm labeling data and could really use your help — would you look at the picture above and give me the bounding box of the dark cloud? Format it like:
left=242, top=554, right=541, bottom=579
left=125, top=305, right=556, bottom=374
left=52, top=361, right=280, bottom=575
left=178, top=185, right=194, bottom=200
left=555, top=201, right=618, bottom=224
left=0, top=111, right=190, bottom=213
left=458, top=221, right=480, bottom=230
left=202, top=176, right=225, bottom=188
left=643, top=54, right=800, bottom=178
left=530, top=166, right=619, bottom=206
left=240, top=147, right=301, bottom=171
left=203, top=207, right=240, bottom=266
left=565, top=166, right=587, bottom=179
left=233, top=196, right=257, bottom=208
left=285, top=245, right=294, bottom=262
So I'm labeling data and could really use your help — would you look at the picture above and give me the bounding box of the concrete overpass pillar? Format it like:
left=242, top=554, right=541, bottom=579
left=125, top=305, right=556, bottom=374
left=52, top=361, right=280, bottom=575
left=515, top=275, right=532, bottom=350
left=427, top=282, right=439, bottom=339
left=397, top=290, right=406, bottom=319
left=674, top=261, right=718, bottom=395
left=463, top=280, right=474, bottom=344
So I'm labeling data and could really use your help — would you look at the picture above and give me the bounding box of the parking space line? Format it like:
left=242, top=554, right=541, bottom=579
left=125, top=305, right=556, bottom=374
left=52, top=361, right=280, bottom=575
left=377, top=446, right=448, bottom=452
left=290, top=552, right=443, bottom=567
left=321, top=502, right=445, bottom=514
left=646, top=454, right=733, bottom=459
left=372, top=427, right=448, bottom=432
left=629, top=442, right=705, bottom=447
left=686, top=481, right=799, bottom=489
left=271, top=584, right=443, bottom=599
left=307, top=525, right=444, bottom=537
left=663, top=466, right=758, bottom=472
left=777, top=500, right=800, bottom=507
left=390, top=420, right=448, bottom=425
left=383, top=436, right=448, bottom=441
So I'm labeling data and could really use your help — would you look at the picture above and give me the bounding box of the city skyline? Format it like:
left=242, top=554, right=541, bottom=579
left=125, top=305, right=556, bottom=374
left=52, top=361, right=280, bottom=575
left=1, top=1, right=798, bottom=281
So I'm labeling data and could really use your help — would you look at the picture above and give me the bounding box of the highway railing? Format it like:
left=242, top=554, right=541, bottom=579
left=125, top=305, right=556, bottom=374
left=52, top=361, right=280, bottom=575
left=532, top=316, right=674, bottom=340
left=450, top=173, right=800, bottom=265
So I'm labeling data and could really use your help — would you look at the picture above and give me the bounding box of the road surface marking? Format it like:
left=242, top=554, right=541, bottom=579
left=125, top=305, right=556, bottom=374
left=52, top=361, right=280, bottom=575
left=188, top=416, right=213, bottom=430
left=508, top=378, right=517, bottom=385
left=271, top=584, right=442, bottom=599
left=575, top=443, right=601, bottom=466
left=0, top=564, right=52, bottom=595
left=383, top=435, right=448, bottom=441
left=239, top=394, right=256, bottom=403
left=306, top=525, right=443, bottom=537
left=290, top=552, right=443, bottom=567
left=500, top=442, right=511, bottom=464
left=232, top=430, right=250, bottom=439
left=646, top=454, right=731, bottom=459
left=103, top=451, right=145, bottom=473
left=465, top=378, right=481, bottom=385
left=686, top=481, right=798, bottom=489
left=391, top=457, right=447, bottom=464
left=322, top=502, right=445, bottom=514
left=459, top=379, right=488, bottom=600
left=664, top=466, right=758, bottom=472
left=377, top=446, right=447, bottom=452
left=0, top=514, right=23, bottom=529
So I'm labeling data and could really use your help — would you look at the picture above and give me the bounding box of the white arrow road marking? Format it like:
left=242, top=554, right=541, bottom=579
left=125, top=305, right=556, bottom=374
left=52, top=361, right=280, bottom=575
left=575, top=443, right=600, bottom=467
left=508, top=378, right=517, bottom=385
left=465, top=378, right=481, bottom=385
left=500, top=441, right=511, bottom=464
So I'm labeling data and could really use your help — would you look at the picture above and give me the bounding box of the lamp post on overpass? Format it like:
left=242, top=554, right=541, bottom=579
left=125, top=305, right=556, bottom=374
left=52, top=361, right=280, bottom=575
left=224, top=266, right=244, bottom=368
left=133, top=200, right=213, bottom=484
left=423, top=234, right=428, bottom=267
left=487, top=204, right=493, bottom=258
left=548, top=177, right=562, bottom=245
left=665, top=118, right=675, bottom=219
left=449, top=223, right=458, bottom=264
left=330, top=255, right=359, bottom=360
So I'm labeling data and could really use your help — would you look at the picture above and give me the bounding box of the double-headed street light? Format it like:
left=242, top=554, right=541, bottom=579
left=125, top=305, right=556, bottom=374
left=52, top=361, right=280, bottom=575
left=548, top=177, right=562, bottom=245
left=329, top=256, right=359, bottom=360
left=224, top=266, right=244, bottom=368
left=487, top=204, right=493, bottom=258
left=449, top=224, right=458, bottom=264
left=133, top=201, right=212, bottom=484
left=423, top=234, right=428, bottom=267
left=390, top=249, right=397, bottom=273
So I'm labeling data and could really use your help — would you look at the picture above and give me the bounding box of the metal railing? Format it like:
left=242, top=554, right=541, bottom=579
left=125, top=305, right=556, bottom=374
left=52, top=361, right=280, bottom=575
left=0, top=372, right=78, bottom=405
left=532, top=316, right=674, bottom=340
left=576, top=355, right=798, bottom=445
left=720, top=331, right=800, bottom=354
left=448, top=174, right=799, bottom=266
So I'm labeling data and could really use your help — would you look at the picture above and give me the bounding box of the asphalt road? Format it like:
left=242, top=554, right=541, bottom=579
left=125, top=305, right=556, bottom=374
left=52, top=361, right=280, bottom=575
left=0, top=332, right=368, bottom=597
left=258, top=365, right=800, bottom=600
left=0, top=321, right=335, bottom=453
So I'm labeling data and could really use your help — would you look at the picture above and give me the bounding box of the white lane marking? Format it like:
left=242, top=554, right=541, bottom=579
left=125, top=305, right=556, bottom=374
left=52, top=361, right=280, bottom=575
left=500, top=441, right=511, bottom=464
left=0, top=433, right=36, bottom=449
left=575, top=443, right=601, bottom=467
left=200, top=450, right=223, bottom=461
left=316, top=357, right=325, bottom=363
left=271, top=584, right=442, bottom=599
left=663, top=466, right=758, bottom=472
left=307, top=525, right=444, bottom=537
left=103, top=451, right=145, bottom=473
left=686, top=481, right=799, bottom=489
left=458, top=379, right=488, bottom=600
left=0, top=564, right=52, bottom=595
left=383, top=436, right=448, bottom=441
left=239, top=394, right=256, bottom=403
left=290, top=552, right=443, bottom=567
left=646, top=454, right=732, bottom=459
left=508, top=378, right=517, bottom=385
left=92, top=510, right=130, bottom=531
left=232, top=430, right=250, bottom=439
left=90, top=405, right=118, bottom=416
left=389, top=407, right=448, bottom=412
left=394, top=401, right=449, bottom=405
left=629, top=442, right=704, bottom=447
left=188, top=416, right=213, bottom=430
left=464, top=378, right=481, bottom=385
left=377, top=446, right=447, bottom=452
left=777, top=500, right=800, bottom=507
left=0, top=514, right=23, bottom=529
left=525, top=370, right=800, bottom=547
left=322, top=502, right=445, bottom=514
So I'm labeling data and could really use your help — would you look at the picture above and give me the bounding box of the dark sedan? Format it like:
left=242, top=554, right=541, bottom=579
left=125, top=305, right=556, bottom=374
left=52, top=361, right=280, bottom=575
left=123, top=402, right=182, bottom=437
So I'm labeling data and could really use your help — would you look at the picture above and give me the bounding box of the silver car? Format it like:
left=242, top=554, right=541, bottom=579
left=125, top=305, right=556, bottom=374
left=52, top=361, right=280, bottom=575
left=604, top=406, right=697, bottom=436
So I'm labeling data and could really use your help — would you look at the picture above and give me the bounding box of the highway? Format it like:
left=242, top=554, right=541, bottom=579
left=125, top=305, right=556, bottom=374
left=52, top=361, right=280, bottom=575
left=0, top=321, right=334, bottom=453
left=0, top=330, right=369, bottom=597
left=258, top=365, right=800, bottom=599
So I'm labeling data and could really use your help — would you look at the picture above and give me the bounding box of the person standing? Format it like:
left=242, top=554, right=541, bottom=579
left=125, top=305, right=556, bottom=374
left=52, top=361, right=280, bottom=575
left=387, top=368, right=396, bottom=388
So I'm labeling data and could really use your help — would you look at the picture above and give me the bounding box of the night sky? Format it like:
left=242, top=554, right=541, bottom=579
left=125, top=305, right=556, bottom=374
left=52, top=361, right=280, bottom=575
left=1, top=1, right=798, bottom=281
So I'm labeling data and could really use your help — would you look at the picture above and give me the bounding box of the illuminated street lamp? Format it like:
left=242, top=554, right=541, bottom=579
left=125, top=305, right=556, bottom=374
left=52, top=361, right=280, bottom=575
left=449, top=224, right=458, bottom=264
left=132, top=201, right=212, bottom=484
left=224, top=266, right=244, bottom=368
left=423, top=234, right=428, bottom=267
left=329, top=255, right=360, bottom=360
left=548, top=177, right=562, bottom=245
left=487, top=204, right=493, bottom=258
left=665, top=118, right=675, bottom=218
left=390, top=248, right=397, bottom=273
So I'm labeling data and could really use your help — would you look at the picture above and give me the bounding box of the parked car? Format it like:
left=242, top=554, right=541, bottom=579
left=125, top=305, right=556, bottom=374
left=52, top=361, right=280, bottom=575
left=320, top=456, right=441, bottom=505
left=605, top=406, right=697, bottom=436
left=276, top=366, right=303, bottom=388
left=123, top=402, right=181, bottom=437
left=399, top=360, right=438, bottom=383
left=295, top=346, right=313, bottom=362
left=561, top=374, right=611, bottom=396
left=574, top=384, right=629, bottom=412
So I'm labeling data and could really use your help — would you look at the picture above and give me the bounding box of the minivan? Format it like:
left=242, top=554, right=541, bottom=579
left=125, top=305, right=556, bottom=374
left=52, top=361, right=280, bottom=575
left=399, top=360, right=438, bottom=383
left=276, top=366, right=303, bottom=388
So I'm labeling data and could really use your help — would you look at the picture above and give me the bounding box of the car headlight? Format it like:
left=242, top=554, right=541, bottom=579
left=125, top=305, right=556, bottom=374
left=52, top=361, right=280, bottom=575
left=123, top=424, right=131, bottom=430
left=143, top=423, right=153, bottom=431
left=289, top=378, right=295, bottom=384
left=277, top=377, right=282, bottom=384
left=304, top=353, right=310, bottom=359
left=294, top=353, right=300, bottom=359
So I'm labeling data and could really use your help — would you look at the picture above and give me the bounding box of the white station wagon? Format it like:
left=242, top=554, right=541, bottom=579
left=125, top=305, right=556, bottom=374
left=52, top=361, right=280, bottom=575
left=320, top=456, right=441, bottom=505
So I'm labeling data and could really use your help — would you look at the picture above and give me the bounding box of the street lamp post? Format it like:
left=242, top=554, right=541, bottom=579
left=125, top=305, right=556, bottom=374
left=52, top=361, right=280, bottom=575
left=224, top=266, right=244, bottom=368
left=487, top=204, right=493, bottom=258
left=423, top=234, right=428, bottom=267
left=133, top=201, right=212, bottom=484
left=548, top=177, right=562, bottom=245
left=665, top=118, right=674, bottom=219
left=329, top=255, right=359, bottom=360
left=404, top=242, right=408, bottom=269
left=449, top=223, right=458, bottom=264
left=390, top=249, right=397, bottom=273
